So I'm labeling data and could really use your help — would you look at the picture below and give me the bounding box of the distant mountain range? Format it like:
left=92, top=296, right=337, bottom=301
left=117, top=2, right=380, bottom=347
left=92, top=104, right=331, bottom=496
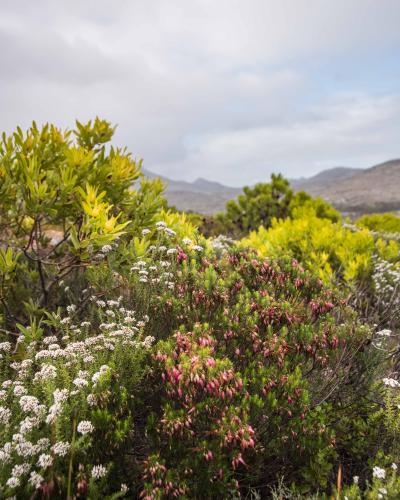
left=143, top=159, right=400, bottom=215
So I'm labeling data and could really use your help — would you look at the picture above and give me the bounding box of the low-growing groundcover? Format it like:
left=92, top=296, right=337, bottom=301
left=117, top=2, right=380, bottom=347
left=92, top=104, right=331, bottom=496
left=0, top=121, right=399, bottom=499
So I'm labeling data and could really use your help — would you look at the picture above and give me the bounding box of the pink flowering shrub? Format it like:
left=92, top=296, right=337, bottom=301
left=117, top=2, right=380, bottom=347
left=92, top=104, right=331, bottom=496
left=123, top=246, right=376, bottom=497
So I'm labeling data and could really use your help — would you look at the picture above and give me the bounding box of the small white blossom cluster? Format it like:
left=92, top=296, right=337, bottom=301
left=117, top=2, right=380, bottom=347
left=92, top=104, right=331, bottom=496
left=372, top=258, right=400, bottom=328
left=155, top=221, right=176, bottom=237
left=130, top=257, right=175, bottom=289
left=77, top=420, right=94, bottom=435
left=373, top=465, right=386, bottom=479
left=91, top=464, right=107, bottom=479
left=0, top=295, right=154, bottom=493
left=210, top=234, right=235, bottom=253
left=383, top=377, right=400, bottom=388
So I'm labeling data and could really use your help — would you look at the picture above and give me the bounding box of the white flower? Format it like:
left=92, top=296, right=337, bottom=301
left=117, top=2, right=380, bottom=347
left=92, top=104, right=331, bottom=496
left=166, top=248, right=177, bottom=255
left=35, top=438, right=50, bottom=451
left=378, top=487, right=387, bottom=495
left=91, top=464, right=107, bottom=479
left=13, top=385, right=27, bottom=397
left=0, top=449, right=11, bottom=464
left=52, top=441, right=70, bottom=457
left=20, top=416, right=41, bottom=434
left=192, top=245, right=203, bottom=252
left=383, top=377, right=400, bottom=388
left=142, top=229, right=151, bottom=235
left=29, top=471, right=44, bottom=489
left=77, top=420, right=94, bottom=435
left=67, top=304, right=77, bottom=314
left=182, top=238, right=192, bottom=245
left=0, top=406, right=11, bottom=425
left=155, top=221, right=166, bottom=228
left=353, top=475, right=359, bottom=484
left=101, top=244, right=113, bottom=254
left=73, top=377, right=88, bottom=388
left=6, top=477, right=20, bottom=488
left=392, top=462, right=398, bottom=470
left=53, top=388, right=69, bottom=404
left=34, top=363, right=57, bottom=383
left=377, top=329, right=391, bottom=337
left=37, top=453, right=53, bottom=469
left=121, top=483, right=129, bottom=494
left=87, top=394, right=97, bottom=407
left=15, top=440, right=36, bottom=458
left=19, top=395, right=41, bottom=414
left=46, top=403, right=63, bottom=424
left=0, top=341, right=12, bottom=352
left=373, top=466, right=386, bottom=479
left=11, top=463, right=30, bottom=477
left=60, top=317, right=71, bottom=325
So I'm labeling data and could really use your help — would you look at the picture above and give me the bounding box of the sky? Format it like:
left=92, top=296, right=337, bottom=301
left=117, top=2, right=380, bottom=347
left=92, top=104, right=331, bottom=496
left=0, top=0, right=399, bottom=186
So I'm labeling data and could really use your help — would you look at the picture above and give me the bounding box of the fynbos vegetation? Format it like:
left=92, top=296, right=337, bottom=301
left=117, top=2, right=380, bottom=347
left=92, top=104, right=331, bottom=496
left=1, top=120, right=400, bottom=498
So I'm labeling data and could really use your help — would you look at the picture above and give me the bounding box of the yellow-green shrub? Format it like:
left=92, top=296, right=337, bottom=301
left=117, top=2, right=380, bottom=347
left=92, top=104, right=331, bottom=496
left=240, top=215, right=377, bottom=284
left=357, top=213, right=400, bottom=234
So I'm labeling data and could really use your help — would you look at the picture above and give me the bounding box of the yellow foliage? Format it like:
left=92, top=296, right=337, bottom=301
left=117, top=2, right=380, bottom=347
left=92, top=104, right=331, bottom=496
left=240, top=215, right=377, bottom=284
left=156, top=209, right=199, bottom=241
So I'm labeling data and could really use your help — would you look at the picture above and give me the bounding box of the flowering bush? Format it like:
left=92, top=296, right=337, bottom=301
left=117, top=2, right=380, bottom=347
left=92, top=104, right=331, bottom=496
left=0, top=223, right=381, bottom=497
left=0, top=298, right=155, bottom=498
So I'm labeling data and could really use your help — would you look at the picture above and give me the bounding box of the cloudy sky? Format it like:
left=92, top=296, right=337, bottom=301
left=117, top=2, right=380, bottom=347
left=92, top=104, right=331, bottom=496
left=1, top=0, right=399, bottom=185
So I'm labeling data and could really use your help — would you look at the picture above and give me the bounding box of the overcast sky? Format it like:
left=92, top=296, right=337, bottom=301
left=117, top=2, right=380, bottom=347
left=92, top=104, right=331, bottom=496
left=1, top=0, right=399, bottom=185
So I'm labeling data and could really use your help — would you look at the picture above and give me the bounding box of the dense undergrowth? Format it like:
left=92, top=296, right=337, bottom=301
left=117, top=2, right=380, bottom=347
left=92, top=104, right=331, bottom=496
left=1, top=120, right=400, bottom=498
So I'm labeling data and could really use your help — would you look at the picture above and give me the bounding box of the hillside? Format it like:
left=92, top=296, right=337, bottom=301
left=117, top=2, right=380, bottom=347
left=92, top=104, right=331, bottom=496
left=142, top=168, right=241, bottom=213
left=290, top=166, right=361, bottom=190
left=308, top=159, right=400, bottom=212
left=144, top=159, right=400, bottom=214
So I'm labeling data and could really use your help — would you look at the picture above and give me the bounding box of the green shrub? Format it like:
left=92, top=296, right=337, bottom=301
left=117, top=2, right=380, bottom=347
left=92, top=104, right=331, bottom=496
left=0, top=119, right=168, bottom=327
left=216, top=174, right=294, bottom=237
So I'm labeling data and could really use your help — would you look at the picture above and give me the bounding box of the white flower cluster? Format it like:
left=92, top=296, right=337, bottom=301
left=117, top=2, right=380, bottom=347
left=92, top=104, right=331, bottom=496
left=372, top=258, right=400, bottom=327
left=383, top=377, right=400, bottom=388
left=77, top=420, right=94, bottom=435
left=0, top=295, right=154, bottom=493
left=210, top=234, right=235, bottom=252
left=91, top=464, right=107, bottom=479
left=373, top=465, right=386, bottom=479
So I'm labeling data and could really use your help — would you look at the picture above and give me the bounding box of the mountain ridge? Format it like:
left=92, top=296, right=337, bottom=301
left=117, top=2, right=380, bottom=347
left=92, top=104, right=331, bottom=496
left=143, top=159, right=400, bottom=215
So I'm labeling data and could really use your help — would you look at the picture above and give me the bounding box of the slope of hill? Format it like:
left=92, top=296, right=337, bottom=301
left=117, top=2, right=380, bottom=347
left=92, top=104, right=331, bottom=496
left=143, top=159, right=400, bottom=214
left=142, top=168, right=241, bottom=213
left=290, top=167, right=361, bottom=190
left=312, top=159, right=400, bottom=212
